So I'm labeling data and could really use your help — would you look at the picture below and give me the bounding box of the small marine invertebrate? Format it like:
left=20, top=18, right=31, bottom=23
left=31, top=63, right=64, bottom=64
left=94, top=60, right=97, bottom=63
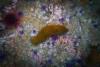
left=31, top=24, right=68, bottom=45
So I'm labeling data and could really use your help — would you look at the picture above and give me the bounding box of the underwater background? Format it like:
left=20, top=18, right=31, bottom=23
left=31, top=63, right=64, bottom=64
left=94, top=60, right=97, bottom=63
left=0, top=0, right=100, bottom=67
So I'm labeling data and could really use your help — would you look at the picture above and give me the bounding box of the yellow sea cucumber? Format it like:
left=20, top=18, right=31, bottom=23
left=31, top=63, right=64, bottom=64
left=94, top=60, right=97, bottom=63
left=31, top=24, right=68, bottom=45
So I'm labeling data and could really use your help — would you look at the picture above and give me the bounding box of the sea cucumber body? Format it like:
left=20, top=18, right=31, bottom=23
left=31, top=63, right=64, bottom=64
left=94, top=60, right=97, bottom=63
left=31, top=24, right=68, bottom=45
